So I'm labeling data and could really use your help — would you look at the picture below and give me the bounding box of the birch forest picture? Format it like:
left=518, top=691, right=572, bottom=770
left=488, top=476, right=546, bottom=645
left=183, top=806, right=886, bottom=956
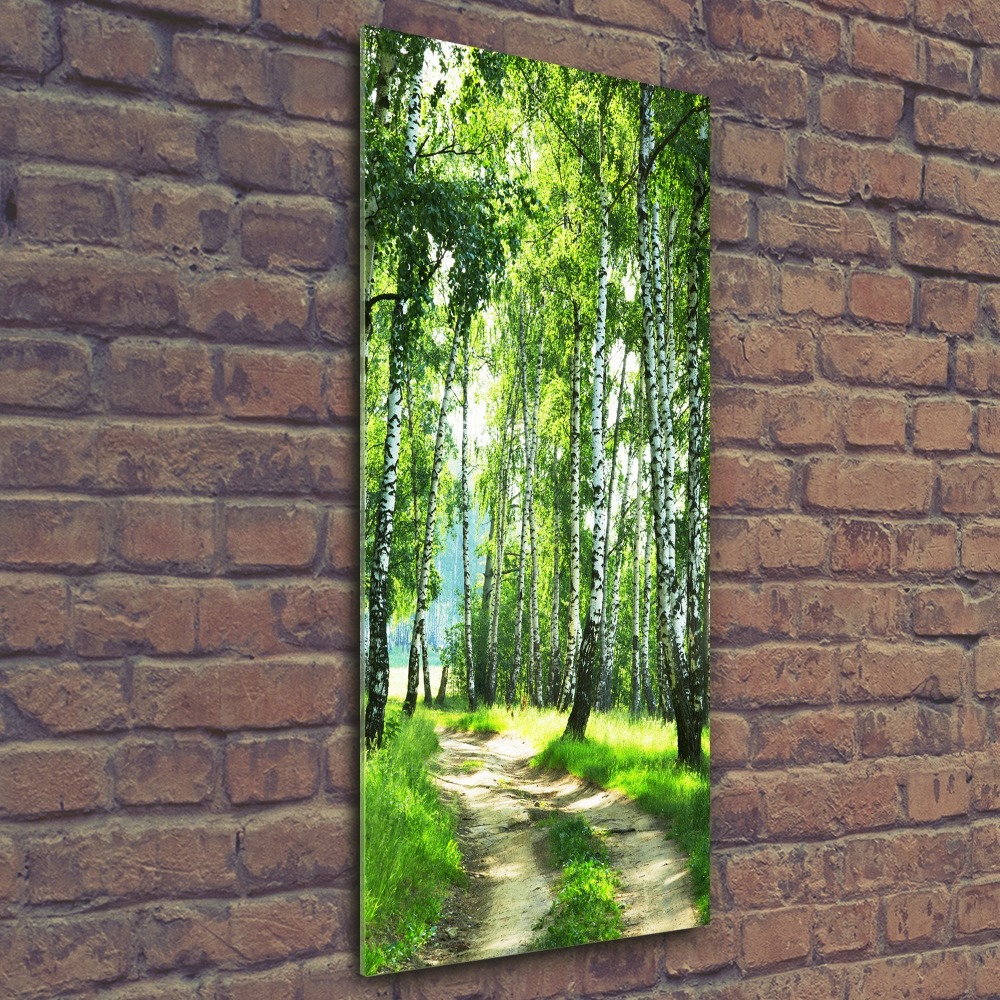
left=361, top=26, right=711, bottom=974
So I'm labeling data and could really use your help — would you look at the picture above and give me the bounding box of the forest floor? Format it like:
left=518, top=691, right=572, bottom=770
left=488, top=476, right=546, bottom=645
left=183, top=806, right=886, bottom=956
left=411, top=726, right=698, bottom=967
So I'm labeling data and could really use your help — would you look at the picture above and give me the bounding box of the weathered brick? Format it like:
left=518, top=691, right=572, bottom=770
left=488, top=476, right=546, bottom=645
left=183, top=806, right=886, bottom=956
left=851, top=19, right=918, bottom=81
left=844, top=829, right=966, bottom=895
left=712, top=783, right=764, bottom=842
left=860, top=145, right=924, bottom=203
left=759, top=198, right=891, bottom=262
left=107, top=339, right=214, bottom=415
left=919, top=277, right=979, bottom=334
left=132, top=655, right=345, bottom=730
left=710, top=452, right=795, bottom=511
left=770, top=391, right=839, bottom=450
left=839, top=640, right=964, bottom=702
left=818, top=0, right=907, bottom=17
left=715, top=121, right=785, bottom=189
left=184, top=271, right=311, bottom=342
left=814, top=900, right=876, bottom=958
left=885, top=889, right=950, bottom=946
left=976, top=640, right=1000, bottom=696
left=26, top=820, right=236, bottom=902
left=844, top=396, right=906, bottom=448
left=804, top=457, right=934, bottom=514
left=118, top=498, right=216, bottom=571
left=913, top=585, right=998, bottom=636
left=831, top=520, right=891, bottom=575
left=963, top=521, right=1000, bottom=573
left=756, top=516, right=828, bottom=572
left=742, top=905, right=812, bottom=969
left=712, top=254, right=776, bottom=317
left=975, top=942, right=1000, bottom=997
left=0, top=334, right=91, bottom=409
left=315, top=267, right=358, bottom=346
left=571, top=0, right=694, bottom=37
left=915, top=0, right=1000, bottom=45
left=711, top=712, right=750, bottom=767
left=714, top=644, right=836, bottom=708
left=926, top=158, right=1000, bottom=226
left=849, top=271, right=914, bottom=326
left=712, top=188, right=750, bottom=244
left=820, top=331, right=948, bottom=388
left=958, top=882, right=1000, bottom=934
left=798, top=582, right=903, bottom=640
left=906, top=766, right=972, bottom=822
left=1, top=661, right=126, bottom=732
left=713, top=387, right=769, bottom=448
left=225, top=737, right=320, bottom=804
left=0, top=745, right=111, bottom=818
left=916, top=95, right=1000, bottom=161
left=209, top=967, right=302, bottom=1000
left=711, top=583, right=798, bottom=642
left=926, top=36, right=975, bottom=95
left=225, top=503, right=322, bottom=570
left=326, top=504, right=359, bottom=575
left=956, top=342, right=1000, bottom=396
left=130, top=180, right=234, bottom=254
left=972, top=760, right=1000, bottom=811
left=940, top=462, right=1000, bottom=514
left=241, top=196, right=339, bottom=270
left=325, top=728, right=358, bottom=795
left=725, top=842, right=842, bottom=908
left=0, top=0, right=59, bottom=74
left=16, top=166, right=122, bottom=243
left=64, top=4, right=165, bottom=88
left=820, top=79, right=905, bottom=139
left=982, top=49, right=1000, bottom=101
left=114, top=738, right=216, bottom=805
left=796, top=135, right=859, bottom=203
left=853, top=949, right=970, bottom=999
left=780, top=263, right=844, bottom=318
left=752, top=709, right=853, bottom=766
left=241, top=808, right=354, bottom=887
left=0, top=572, right=69, bottom=652
left=0, top=499, right=105, bottom=569
left=859, top=701, right=969, bottom=757
left=173, top=33, right=271, bottom=107
left=707, top=0, right=840, bottom=67
left=896, top=522, right=959, bottom=574
left=106, top=0, right=252, bottom=27
left=914, top=399, right=973, bottom=452
left=273, top=50, right=355, bottom=122
left=982, top=405, right=1000, bottom=453
left=711, top=319, right=814, bottom=383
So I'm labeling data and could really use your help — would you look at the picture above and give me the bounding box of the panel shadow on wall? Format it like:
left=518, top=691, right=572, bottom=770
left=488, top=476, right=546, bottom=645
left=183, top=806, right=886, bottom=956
left=359, top=25, right=711, bottom=975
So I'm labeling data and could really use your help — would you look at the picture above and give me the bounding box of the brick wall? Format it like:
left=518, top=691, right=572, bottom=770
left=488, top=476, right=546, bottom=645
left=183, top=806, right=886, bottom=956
left=1, top=0, right=998, bottom=997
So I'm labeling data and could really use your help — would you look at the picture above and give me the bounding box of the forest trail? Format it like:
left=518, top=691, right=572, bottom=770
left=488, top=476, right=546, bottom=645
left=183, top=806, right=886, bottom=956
left=414, top=727, right=698, bottom=967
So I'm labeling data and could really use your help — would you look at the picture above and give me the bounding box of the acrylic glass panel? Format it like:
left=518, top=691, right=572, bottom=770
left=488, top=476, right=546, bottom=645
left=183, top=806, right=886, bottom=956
left=360, top=24, right=711, bottom=974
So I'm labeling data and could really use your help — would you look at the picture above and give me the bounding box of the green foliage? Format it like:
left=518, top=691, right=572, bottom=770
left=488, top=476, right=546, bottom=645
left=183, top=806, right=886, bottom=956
left=362, top=708, right=465, bottom=974
left=534, top=816, right=623, bottom=949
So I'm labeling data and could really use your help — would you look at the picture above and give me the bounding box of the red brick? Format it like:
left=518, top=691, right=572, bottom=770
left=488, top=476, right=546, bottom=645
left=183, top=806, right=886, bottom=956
left=0, top=0, right=59, bottom=74
left=860, top=145, right=923, bottom=203
left=896, top=522, right=959, bottom=574
left=132, top=655, right=345, bottom=730
left=710, top=452, right=795, bottom=511
left=958, top=882, right=1000, bottom=934
left=926, top=36, right=975, bottom=95
left=712, top=254, right=775, bottom=317
left=241, top=196, right=339, bottom=270
left=0, top=745, right=111, bottom=818
left=975, top=942, right=1000, bottom=997
left=913, top=399, right=973, bottom=452
left=770, top=391, right=839, bottom=450
left=713, top=517, right=759, bottom=575
left=725, top=843, right=841, bottom=908
left=712, top=188, right=750, bottom=244
left=805, top=457, right=934, bottom=514
left=742, top=905, right=812, bottom=969
left=210, top=967, right=301, bottom=1000
left=241, top=808, right=354, bottom=887
left=64, top=5, right=164, bottom=88
left=130, top=180, right=234, bottom=254
left=831, top=519, right=891, bottom=574
left=714, top=644, right=836, bottom=708
left=850, top=19, right=917, bottom=80
left=814, top=900, right=876, bottom=958
left=799, top=582, right=903, bottom=640
left=16, top=166, right=122, bottom=243
left=796, top=135, right=859, bottom=203
left=820, top=330, right=948, bottom=388
left=107, top=339, right=214, bottom=415
left=926, top=158, right=1000, bottom=225
left=222, top=348, right=322, bottom=421
left=0, top=90, right=200, bottom=174
left=184, top=272, right=310, bottom=342
left=114, top=737, right=216, bottom=805
left=914, top=585, right=998, bottom=637
left=323, top=352, right=357, bottom=423
left=907, top=765, right=972, bottom=822
left=854, top=949, right=971, bottom=999
left=885, top=889, right=950, bottom=946
left=503, top=16, right=661, bottom=85
left=218, top=119, right=355, bottom=199
left=860, top=701, right=966, bottom=757
left=571, top=0, right=694, bottom=37
left=273, top=50, right=355, bottom=123
left=982, top=406, right=1000, bottom=454
left=752, top=709, right=853, bottom=766
left=141, top=893, right=343, bottom=972
left=118, top=498, right=215, bottom=571
left=225, top=737, right=320, bottom=804
left=849, top=271, right=914, bottom=326
left=972, top=760, right=1000, bottom=811
left=820, top=78, right=904, bottom=139
left=173, top=33, right=271, bottom=107
left=956, top=342, right=1000, bottom=395
left=711, top=712, right=750, bottom=767
left=0, top=498, right=105, bottom=568
left=118, top=0, right=251, bottom=23
left=741, top=967, right=845, bottom=1000
left=963, top=521, right=1000, bottom=573
left=712, top=783, right=763, bottom=842
left=982, top=49, right=1000, bottom=101
left=261, top=0, right=381, bottom=38
left=919, top=277, right=979, bottom=335
left=983, top=287, right=1000, bottom=337
left=711, top=319, right=813, bottom=383
left=845, top=829, right=966, bottom=894
left=225, top=502, right=322, bottom=570
left=0, top=915, right=132, bottom=996
left=715, top=122, right=785, bottom=190
left=756, top=516, right=828, bottom=572
left=916, top=96, right=1000, bottom=162
left=976, top=640, right=1000, bottom=696
left=73, top=576, right=197, bottom=657
left=315, top=267, right=358, bottom=346
left=0, top=334, right=91, bottom=409
left=844, top=395, right=906, bottom=448
left=941, top=462, right=1000, bottom=514
left=26, top=820, right=236, bottom=903
left=707, top=0, right=841, bottom=66
left=663, top=48, right=808, bottom=124
left=916, top=0, right=1000, bottom=45
left=759, top=198, right=891, bottom=262
left=325, top=728, right=358, bottom=795
left=1, top=662, right=126, bottom=732
left=818, top=0, right=907, bottom=16
left=326, top=504, right=359, bottom=575
left=0, top=572, right=69, bottom=652
left=780, top=262, right=844, bottom=318
left=839, top=640, right=964, bottom=702
left=711, top=583, right=798, bottom=642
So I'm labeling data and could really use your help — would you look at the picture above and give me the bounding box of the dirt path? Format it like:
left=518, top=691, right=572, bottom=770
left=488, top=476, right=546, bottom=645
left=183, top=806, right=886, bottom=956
left=413, top=727, right=699, bottom=968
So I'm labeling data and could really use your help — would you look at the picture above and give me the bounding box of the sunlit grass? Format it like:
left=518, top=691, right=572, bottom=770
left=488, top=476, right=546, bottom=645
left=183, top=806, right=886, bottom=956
left=362, top=703, right=465, bottom=974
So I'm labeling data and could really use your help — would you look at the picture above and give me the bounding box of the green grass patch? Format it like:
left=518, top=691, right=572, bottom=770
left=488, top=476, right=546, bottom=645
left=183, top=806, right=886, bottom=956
left=362, top=705, right=465, bottom=974
left=534, top=815, right=624, bottom=949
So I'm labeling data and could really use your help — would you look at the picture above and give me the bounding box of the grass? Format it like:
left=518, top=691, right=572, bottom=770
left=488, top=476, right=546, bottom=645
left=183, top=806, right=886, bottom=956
left=534, top=815, right=624, bottom=949
left=440, top=704, right=711, bottom=924
left=362, top=704, right=465, bottom=974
